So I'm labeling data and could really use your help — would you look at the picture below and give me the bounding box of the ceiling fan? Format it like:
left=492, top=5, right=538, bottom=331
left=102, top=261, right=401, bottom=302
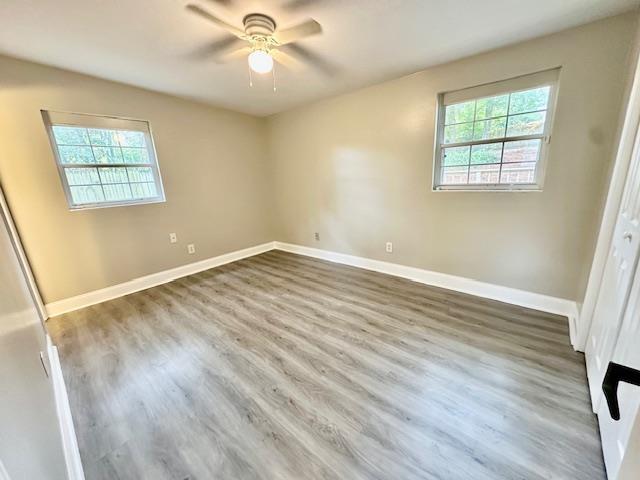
left=186, top=3, right=334, bottom=81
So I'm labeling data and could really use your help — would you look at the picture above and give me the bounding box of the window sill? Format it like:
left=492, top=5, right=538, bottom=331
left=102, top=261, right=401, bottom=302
left=432, top=186, right=543, bottom=193
left=68, top=197, right=166, bottom=211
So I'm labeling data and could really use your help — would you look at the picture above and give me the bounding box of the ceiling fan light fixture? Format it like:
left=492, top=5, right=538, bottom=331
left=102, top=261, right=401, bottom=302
left=248, top=50, right=273, bottom=74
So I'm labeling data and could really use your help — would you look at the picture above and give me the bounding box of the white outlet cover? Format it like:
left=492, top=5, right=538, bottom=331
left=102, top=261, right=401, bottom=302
left=187, top=244, right=195, bottom=254
left=386, top=242, right=393, bottom=253
left=169, top=233, right=177, bottom=243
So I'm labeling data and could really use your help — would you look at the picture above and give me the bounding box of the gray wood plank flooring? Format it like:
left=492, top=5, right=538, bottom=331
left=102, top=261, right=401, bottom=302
left=47, top=250, right=605, bottom=479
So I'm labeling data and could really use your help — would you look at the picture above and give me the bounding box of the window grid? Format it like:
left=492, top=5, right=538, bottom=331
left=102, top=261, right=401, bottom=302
left=45, top=118, right=165, bottom=209
left=443, top=107, right=547, bottom=128
left=435, top=81, right=555, bottom=191
left=56, top=128, right=152, bottom=203
left=439, top=145, right=541, bottom=185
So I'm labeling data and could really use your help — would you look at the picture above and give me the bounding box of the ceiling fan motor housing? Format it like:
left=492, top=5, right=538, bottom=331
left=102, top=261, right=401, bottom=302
left=243, top=14, right=276, bottom=37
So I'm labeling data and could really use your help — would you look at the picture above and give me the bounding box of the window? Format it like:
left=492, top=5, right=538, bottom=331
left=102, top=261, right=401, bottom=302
left=433, top=69, right=559, bottom=191
left=42, top=111, right=165, bottom=209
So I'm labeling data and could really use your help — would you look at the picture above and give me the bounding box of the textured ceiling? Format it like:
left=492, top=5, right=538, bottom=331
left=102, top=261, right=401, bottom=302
left=0, top=0, right=638, bottom=116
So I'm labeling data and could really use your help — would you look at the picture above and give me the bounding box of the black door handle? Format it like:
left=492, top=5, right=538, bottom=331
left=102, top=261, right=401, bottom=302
left=602, top=362, right=640, bottom=421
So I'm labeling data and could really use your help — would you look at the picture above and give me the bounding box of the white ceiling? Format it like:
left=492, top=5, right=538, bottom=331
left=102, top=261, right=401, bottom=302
left=0, top=0, right=637, bottom=116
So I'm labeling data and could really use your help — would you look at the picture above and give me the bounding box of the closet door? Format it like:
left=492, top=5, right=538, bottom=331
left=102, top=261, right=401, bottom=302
left=585, top=124, right=640, bottom=410
left=597, top=264, right=640, bottom=479
left=0, top=192, right=67, bottom=479
left=617, top=412, right=640, bottom=480
left=584, top=107, right=640, bottom=478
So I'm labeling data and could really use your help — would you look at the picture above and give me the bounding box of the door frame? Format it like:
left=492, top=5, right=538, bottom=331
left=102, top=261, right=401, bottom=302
left=0, top=178, right=47, bottom=323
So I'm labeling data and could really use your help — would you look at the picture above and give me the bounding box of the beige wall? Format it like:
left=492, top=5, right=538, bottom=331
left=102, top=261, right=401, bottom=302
left=0, top=55, right=274, bottom=303
left=267, top=13, right=637, bottom=301
left=0, top=13, right=636, bottom=306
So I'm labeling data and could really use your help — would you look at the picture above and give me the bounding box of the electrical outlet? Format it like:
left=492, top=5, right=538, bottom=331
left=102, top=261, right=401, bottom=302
left=314, top=232, right=320, bottom=241
left=169, top=233, right=177, bottom=244
left=187, top=244, right=195, bottom=254
left=386, top=242, right=393, bottom=253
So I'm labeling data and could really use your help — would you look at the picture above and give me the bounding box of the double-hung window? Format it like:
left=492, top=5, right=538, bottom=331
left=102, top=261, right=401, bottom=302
left=42, top=111, right=165, bottom=209
left=433, top=69, right=559, bottom=191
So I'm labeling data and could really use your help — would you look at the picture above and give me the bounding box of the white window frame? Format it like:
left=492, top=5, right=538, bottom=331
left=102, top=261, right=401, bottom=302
left=433, top=69, right=560, bottom=192
left=42, top=110, right=166, bottom=210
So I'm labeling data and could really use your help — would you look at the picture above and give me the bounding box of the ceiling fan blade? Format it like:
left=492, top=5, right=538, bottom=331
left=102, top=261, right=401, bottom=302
left=271, top=49, right=302, bottom=71
left=282, top=43, right=339, bottom=76
left=206, top=0, right=234, bottom=6
left=220, top=46, right=252, bottom=62
left=186, top=4, right=245, bottom=38
left=273, top=19, right=322, bottom=45
left=190, top=36, right=245, bottom=60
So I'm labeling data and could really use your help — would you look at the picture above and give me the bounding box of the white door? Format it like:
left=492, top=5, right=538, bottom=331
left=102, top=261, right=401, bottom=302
left=597, top=260, right=640, bottom=479
left=586, top=128, right=640, bottom=410
left=618, top=409, right=640, bottom=480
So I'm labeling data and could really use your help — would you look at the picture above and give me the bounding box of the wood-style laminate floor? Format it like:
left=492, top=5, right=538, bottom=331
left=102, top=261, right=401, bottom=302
left=48, top=250, right=605, bottom=480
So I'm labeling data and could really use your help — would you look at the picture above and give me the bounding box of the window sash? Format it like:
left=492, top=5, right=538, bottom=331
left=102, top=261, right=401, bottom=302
left=433, top=71, right=559, bottom=191
left=443, top=108, right=548, bottom=128
left=441, top=133, right=545, bottom=149
left=44, top=110, right=149, bottom=131
left=42, top=111, right=165, bottom=209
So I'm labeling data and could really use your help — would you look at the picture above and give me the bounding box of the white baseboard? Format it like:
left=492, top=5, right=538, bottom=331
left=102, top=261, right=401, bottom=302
left=45, top=242, right=275, bottom=317
left=274, top=242, right=579, bottom=348
left=44, top=239, right=579, bottom=349
left=47, top=335, right=85, bottom=480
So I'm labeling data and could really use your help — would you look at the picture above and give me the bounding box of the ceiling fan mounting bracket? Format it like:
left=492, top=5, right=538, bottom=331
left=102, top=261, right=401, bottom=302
left=243, top=13, right=277, bottom=38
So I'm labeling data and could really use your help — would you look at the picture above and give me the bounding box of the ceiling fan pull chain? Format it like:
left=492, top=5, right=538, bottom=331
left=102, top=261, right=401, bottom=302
left=272, top=63, right=277, bottom=92
left=248, top=64, right=253, bottom=87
